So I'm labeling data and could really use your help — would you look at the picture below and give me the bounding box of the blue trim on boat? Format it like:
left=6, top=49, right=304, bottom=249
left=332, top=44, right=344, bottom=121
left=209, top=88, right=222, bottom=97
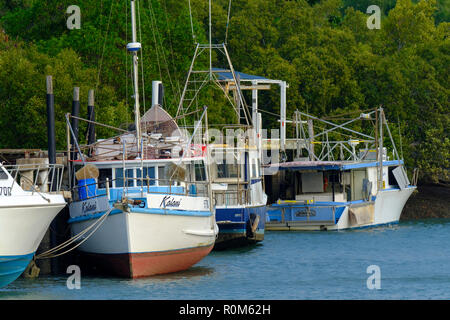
left=68, top=209, right=122, bottom=223
left=341, top=160, right=403, bottom=170
left=0, top=252, right=34, bottom=288
left=68, top=207, right=212, bottom=224
left=97, top=186, right=188, bottom=200
left=215, top=206, right=267, bottom=238
left=278, top=160, right=404, bottom=171
left=270, top=200, right=364, bottom=207
left=129, top=207, right=212, bottom=217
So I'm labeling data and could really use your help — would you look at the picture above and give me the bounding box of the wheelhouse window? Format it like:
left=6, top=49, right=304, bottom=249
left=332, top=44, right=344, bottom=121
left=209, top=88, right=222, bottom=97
left=194, top=161, right=206, bottom=181
left=114, top=167, right=157, bottom=188
left=158, top=166, right=169, bottom=186
left=217, top=160, right=239, bottom=178
left=126, top=169, right=134, bottom=187
left=137, top=167, right=155, bottom=186
left=251, top=159, right=257, bottom=178
left=98, top=168, right=112, bottom=188
left=115, top=168, right=124, bottom=188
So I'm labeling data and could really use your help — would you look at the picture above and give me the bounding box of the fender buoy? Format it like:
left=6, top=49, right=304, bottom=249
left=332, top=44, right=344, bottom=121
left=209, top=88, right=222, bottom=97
left=324, top=177, right=328, bottom=191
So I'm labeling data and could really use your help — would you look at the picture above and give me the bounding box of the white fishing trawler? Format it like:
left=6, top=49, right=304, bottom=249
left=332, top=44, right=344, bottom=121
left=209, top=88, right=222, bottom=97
left=175, top=1, right=271, bottom=248
left=66, top=0, right=217, bottom=278
left=265, top=108, right=417, bottom=231
left=0, top=162, right=66, bottom=287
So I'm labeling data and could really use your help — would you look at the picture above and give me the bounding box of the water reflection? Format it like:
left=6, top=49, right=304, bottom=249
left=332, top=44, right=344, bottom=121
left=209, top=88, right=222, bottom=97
left=126, top=266, right=215, bottom=287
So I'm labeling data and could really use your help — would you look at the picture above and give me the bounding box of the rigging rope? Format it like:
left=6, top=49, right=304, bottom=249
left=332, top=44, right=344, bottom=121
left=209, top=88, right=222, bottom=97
left=162, top=0, right=182, bottom=103
left=125, top=0, right=129, bottom=121
left=146, top=0, right=179, bottom=108
left=188, top=0, right=196, bottom=44
left=95, top=0, right=115, bottom=92
left=225, top=0, right=232, bottom=44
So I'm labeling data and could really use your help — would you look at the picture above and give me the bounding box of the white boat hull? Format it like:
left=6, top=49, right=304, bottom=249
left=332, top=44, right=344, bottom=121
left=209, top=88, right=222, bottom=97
left=267, top=187, right=416, bottom=231
left=0, top=195, right=66, bottom=256
left=70, top=205, right=217, bottom=277
left=0, top=194, right=66, bottom=287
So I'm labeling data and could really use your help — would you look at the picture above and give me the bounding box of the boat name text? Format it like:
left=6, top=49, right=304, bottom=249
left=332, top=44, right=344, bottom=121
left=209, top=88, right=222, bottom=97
left=160, top=195, right=181, bottom=208
left=82, top=200, right=97, bottom=213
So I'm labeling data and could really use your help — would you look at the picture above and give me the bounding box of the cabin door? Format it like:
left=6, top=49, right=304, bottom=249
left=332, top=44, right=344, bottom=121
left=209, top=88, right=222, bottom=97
left=351, top=169, right=367, bottom=201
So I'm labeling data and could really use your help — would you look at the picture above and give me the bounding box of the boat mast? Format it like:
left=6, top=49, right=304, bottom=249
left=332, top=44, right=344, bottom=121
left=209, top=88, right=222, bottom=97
left=378, top=107, right=384, bottom=190
left=209, top=0, right=212, bottom=80
left=176, top=0, right=252, bottom=127
left=127, top=0, right=142, bottom=158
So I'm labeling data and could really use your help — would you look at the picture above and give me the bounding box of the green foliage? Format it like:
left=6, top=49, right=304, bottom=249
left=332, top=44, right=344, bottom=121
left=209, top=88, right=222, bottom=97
left=0, top=41, right=128, bottom=150
left=0, top=0, right=448, bottom=183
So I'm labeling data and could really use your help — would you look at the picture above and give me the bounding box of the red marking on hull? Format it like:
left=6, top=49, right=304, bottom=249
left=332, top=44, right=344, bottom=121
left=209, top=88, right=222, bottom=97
left=79, top=245, right=214, bottom=278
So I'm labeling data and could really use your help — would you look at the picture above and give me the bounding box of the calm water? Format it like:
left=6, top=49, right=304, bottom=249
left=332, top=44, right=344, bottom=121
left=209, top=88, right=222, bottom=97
left=1, top=219, right=450, bottom=300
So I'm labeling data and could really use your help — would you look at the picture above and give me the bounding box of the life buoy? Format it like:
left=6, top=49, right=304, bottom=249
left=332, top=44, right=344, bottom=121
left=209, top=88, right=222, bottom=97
left=323, top=177, right=328, bottom=191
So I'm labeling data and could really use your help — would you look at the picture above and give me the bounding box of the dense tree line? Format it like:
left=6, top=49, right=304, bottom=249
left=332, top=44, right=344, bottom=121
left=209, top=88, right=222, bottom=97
left=0, top=0, right=448, bottom=183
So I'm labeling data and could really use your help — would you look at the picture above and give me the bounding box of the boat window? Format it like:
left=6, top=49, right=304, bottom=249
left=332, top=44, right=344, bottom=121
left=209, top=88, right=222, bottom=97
left=301, top=172, right=324, bottom=193
left=194, top=161, right=206, bottom=181
left=351, top=169, right=367, bottom=200
left=158, top=166, right=169, bottom=186
left=217, top=160, right=239, bottom=178
left=257, top=158, right=261, bottom=177
left=126, top=169, right=134, bottom=187
left=251, top=160, right=257, bottom=178
left=388, top=166, right=399, bottom=187
left=98, top=168, right=112, bottom=188
left=115, top=168, right=124, bottom=188
left=137, top=167, right=155, bottom=186
left=0, top=168, right=8, bottom=180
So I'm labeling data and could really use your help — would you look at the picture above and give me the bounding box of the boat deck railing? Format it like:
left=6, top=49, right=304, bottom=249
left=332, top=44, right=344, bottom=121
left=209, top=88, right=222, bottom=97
left=267, top=202, right=347, bottom=226
left=3, top=163, right=65, bottom=194
left=213, top=187, right=250, bottom=206
left=72, top=176, right=210, bottom=202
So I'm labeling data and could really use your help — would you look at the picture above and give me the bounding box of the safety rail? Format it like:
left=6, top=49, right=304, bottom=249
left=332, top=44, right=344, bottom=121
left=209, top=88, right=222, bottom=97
left=3, top=163, right=65, bottom=194
left=214, top=187, right=250, bottom=206
left=72, top=176, right=210, bottom=202
left=268, top=202, right=348, bottom=224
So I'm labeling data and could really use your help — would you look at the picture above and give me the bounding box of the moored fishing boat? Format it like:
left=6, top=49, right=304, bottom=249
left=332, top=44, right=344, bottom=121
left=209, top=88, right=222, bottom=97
left=0, top=162, right=66, bottom=287
left=175, top=3, right=269, bottom=248
left=68, top=141, right=217, bottom=277
left=66, top=0, right=217, bottom=278
left=209, top=142, right=266, bottom=249
left=266, top=108, right=417, bottom=231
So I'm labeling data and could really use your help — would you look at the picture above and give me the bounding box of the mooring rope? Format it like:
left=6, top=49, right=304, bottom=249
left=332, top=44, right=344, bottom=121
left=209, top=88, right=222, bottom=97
left=35, top=207, right=114, bottom=260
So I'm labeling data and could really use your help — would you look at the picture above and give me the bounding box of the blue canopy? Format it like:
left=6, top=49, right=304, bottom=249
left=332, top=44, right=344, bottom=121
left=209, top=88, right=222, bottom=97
left=271, top=160, right=403, bottom=171
left=212, top=68, right=270, bottom=81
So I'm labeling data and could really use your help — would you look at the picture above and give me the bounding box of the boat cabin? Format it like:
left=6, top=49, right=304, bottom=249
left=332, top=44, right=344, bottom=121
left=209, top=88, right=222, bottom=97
left=271, top=160, right=407, bottom=204
left=209, top=145, right=264, bottom=207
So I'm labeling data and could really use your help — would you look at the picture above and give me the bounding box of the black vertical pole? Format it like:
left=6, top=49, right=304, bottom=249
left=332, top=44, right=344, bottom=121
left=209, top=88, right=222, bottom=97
left=71, top=87, right=80, bottom=186
left=71, top=87, right=80, bottom=158
left=87, top=89, right=95, bottom=156
left=46, top=75, right=58, bottom=274
left=46, top=76, right=56, bottom=170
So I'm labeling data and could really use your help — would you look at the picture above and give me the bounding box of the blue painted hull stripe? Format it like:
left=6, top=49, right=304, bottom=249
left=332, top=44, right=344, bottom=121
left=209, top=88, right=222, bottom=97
left=0, top=253, right=34, bottom=288
left=68, top=207, right=212, bottom=224
left=278, top=160, right=404, bottom=171
left=270, top=221, right=400, bottom=232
